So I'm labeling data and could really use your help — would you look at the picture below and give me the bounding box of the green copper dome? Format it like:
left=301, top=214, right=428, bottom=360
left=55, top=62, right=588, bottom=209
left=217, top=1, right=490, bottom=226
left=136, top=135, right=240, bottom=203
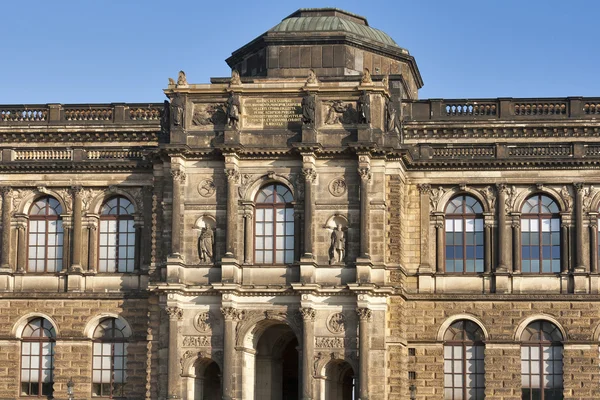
left=269, top=8, right=403, bottom=50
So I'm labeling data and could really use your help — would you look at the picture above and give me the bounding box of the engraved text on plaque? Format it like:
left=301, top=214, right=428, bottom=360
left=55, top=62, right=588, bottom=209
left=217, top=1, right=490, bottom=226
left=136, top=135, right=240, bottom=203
left=244, top=98, right=302, bottom=128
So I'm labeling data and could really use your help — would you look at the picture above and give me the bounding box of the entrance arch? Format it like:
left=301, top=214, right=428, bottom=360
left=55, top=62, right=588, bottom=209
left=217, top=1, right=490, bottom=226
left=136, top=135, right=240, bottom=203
left=321, top=360, right=356, bottom=400
left=186, top=358, right=222, bottom=400
left=248, top=322, right=300, bottom=400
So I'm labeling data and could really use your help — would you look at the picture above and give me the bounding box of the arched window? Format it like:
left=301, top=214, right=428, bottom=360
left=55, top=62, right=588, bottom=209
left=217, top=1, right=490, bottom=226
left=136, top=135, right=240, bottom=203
left=20, top=318, right=55, bottom=397
left=445, top=195, right=484, bottom=273
left=99, top=197, right=136, bottom=273
left=92, top=318, right=129, bottom=398
left=521, top=195, right=560, bottom=273
left=443, top=320, right=485, bottom=400
left=254, top=184, right=294, bottom=264
left=521, top=321, right=563, bottom=400
left=28, top=196, right=64, bottom=272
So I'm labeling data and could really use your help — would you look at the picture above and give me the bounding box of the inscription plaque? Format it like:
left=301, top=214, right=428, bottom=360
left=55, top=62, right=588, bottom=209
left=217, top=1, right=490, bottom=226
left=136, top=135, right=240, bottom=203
left=244, top=98, right=302, bottom=128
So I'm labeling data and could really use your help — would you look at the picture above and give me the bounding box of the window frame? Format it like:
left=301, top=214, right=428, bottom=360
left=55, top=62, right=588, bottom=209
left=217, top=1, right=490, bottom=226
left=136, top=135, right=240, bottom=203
left=91, top=318, right=129, bottom=398
left=98, top=196, right=137, bottom=273
left=520, top=321, right=564, bottom=400
left=443, top=320, right=485, bottom=400
left=520, top=194, right=561, bottom=274
left=253, top=183, right=295, bottom=265
left=20, top=318, right=55, bottom=398
left=27, top=196, right=64, bottom=273
left=444, top=195, right=485, bottom=274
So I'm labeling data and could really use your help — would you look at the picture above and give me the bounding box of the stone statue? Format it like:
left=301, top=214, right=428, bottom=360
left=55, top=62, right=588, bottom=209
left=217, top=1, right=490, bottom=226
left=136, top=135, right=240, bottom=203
left=325, top=100, right=347, bottom=125
left=177, top=70, right=188, bottom=86
left=361, top=68, right=372, bottom=84
left=226, top=93, right=241, bottom=130
left=329, top=224, right=346, bottom=264
left=168, top=77, right=176, bottom=86
left=198, top=226, right=214, bottom=262
left=386, top=98, right=398, bottom=133
left=230, top=69, right=241, bottom=86
left=170, top=93, right=184, bottom=126
left=358, top=91, right=371, bottom=124
left=160, top=100, right=170, bottom=133
left=302, top=93, right=316, bottom=126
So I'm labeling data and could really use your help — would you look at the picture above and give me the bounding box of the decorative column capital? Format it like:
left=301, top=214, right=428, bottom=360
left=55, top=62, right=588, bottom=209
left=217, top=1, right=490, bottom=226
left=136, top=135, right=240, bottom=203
left=71, top=185, right=83, bottom=197
left=302, top=168, right=317, bottom=183
left=171, top=170, right=186, bottom=183
left=357, top=167, right=371, bottom=182
left=225, top=168, right=240, bottom=183
left=299, top=307, right=316, bottom=321
left=221, top=306, right=242, bottom=321
left=356, top=307, right=372, bottom=321
left=165, top=306, right=183, bottom=320
left=0, top=186, right=12, bottom=198
left=417, top=183, right=431, bottom=194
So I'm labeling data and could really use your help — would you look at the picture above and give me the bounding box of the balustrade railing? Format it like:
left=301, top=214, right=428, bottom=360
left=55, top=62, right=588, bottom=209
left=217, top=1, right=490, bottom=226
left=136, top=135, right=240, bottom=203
left=0, top=103, right=162, bottom=125
left=13, top=150, right=73, bottom=161
left=86, top=150, right=144, bottom=160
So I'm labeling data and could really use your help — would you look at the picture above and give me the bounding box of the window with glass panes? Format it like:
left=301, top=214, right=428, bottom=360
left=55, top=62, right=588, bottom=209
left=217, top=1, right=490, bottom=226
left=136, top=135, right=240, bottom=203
left=445, top=195, right=484, bottom=273
left=20, top=318, right=55, bottom=397
left=99, top=197, right=136, bottom=273
left=521, top=321, right=563, bottom=400
left=443, top=320, right=485, bottom=400
left=521, top=195, right=560, bottom=273
left=28, top=197, right=64, bottom=272
left=92, top=318, right=129, bottom=398
left=254, top=184, right=294, bottom=264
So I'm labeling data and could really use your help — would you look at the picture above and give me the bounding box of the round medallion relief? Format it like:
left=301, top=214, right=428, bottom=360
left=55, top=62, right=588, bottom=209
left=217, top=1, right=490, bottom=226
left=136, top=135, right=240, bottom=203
left=328, top=178, right=347, bottom=197
left=326, top=312, right=346, bottom=334
left=197, top=179, right=216, bottom=197
left=193, top=311, right=212, bottom=333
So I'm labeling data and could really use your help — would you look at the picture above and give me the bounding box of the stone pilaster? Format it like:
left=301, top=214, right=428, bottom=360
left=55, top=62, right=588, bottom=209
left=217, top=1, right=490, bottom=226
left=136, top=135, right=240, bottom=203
left=484, top=215, right=493, bottom=274
left=87, top=218, right=98, bottom=272
left=166, top=306, right=183, bottom=399
left=242, top=205, right=253, bottom=264
left=301, top=153, right=317, bottom=258
left=221, top=306, right=241, bottom=400
left=224, top=154, right=240, bottom=258
left=357, top=154, right=371, bottom=258
left=417, top=184, right=431, bottom=272
left=560, top=216, right=571, bottom=273
left=300, top=307, right=315, bottom=400
left=590, top=214, right=598, bottom=274
left=433, top=213, right=444, bottom=273
left=574, top=183, right=587, bottom=271
left=170, top=169, right=186, bottom=258
left=511, top=215, right=521, bottom=273
left=16, top=223, right=26, bottom=273
left=496, top=184, right=509, bottom=272
left=0, top=187, right=12, bottom=271
left=70, top=186, right=83, bottom=272
left=357, top=307, right=372, bottom=400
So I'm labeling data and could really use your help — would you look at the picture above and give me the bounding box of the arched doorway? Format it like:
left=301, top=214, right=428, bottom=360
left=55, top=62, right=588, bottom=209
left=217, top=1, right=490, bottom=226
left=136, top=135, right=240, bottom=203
left=254, top=324, right=299, bottom=400
left=189, top=359, right=221, bottom=400
left=323, top=360, right=355, bottom=400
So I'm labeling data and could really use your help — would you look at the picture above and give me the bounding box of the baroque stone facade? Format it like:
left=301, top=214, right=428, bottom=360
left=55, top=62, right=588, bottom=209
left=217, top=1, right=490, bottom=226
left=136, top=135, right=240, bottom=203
left=1, top=7, right=600, bottom=400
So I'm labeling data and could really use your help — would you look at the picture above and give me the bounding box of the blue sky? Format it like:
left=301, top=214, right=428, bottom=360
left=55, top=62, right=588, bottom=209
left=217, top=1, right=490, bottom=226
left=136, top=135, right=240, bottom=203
left=1, top=0, right=598, bottom=104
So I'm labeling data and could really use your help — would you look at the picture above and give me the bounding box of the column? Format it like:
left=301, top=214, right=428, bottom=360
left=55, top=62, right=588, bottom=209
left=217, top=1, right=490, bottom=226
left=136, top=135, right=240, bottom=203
left=356, top=308, right=371, bottom=400
left=435, top=218, right=444, bottom=273
left=590, top=216, right=598, bottom=274
left=243, top=207, right=253, bottom=264
left=0, top=187, right=12, bottom=270
left=574, top=183, right=586, bottom=270
left=358, top=161, right=371, bottom=258
left=171, top=170, right=186, bottom=257
left=166, top=306, right=183, bottom=399
left=512, top=218, right=521, bottom=273
left=16, top=224, right=26, bottom=272
left=88, top=222, right=98, bottom=272
left=140, top=186, right=153, bottom=270
left=224, top=162, right=239, bottom=258
left=301, top=153, right=317, bottom=257
left=417, top=184, right=432, bottom=270
left=561, top=221, right=570, bottom=273
left=484, top=222, right=492, bottom=273
left=496, top=184, right=508, bottom=271
left=221, top=307, right=239, bottom=400
left=70, top=186, right=83, bottom=271
left=300, top=307, right=315, bottom=400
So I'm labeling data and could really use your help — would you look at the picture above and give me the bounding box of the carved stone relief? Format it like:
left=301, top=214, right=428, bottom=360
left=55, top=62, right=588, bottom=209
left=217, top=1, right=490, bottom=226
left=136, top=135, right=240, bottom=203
left=193, top=312, right=215, bottom=333
left=192, top=104, right=226, bottom=127
left=198, top=179, right=216, bottom=198
left=182, top=336, right=211, bottom=347
left=560, top=185, right=573, bottom=212
left=315, top=337, right=357, bottom=348
left=429, top=186, right=445, bottom=211
left=328, top=178, right=347, bottom=197
left=326, top=312, right=346, bottom=334
left=323, top=100, right=357, bottom=125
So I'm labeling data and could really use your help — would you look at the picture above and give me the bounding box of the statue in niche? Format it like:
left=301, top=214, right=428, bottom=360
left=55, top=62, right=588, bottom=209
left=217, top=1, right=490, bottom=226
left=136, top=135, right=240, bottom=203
left=226, top=92, right=241, bottom=130
left=358, top=90, right=371, bottom=124
left=230, top=69, right=241, bottom=86
left=329, top=224, right=346, bottom=264
left=198, top=226, right=214, bottom=263
left=302, top=93, right=316, bottom=126
left=385, top=98, right=398, bottom=133
left=170, top=93, right=184, bottom=126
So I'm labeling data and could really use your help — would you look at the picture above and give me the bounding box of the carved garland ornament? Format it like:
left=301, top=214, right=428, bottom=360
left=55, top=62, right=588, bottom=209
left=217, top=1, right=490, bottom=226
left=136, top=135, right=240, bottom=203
left=328, top=178, right=347, bottom=197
